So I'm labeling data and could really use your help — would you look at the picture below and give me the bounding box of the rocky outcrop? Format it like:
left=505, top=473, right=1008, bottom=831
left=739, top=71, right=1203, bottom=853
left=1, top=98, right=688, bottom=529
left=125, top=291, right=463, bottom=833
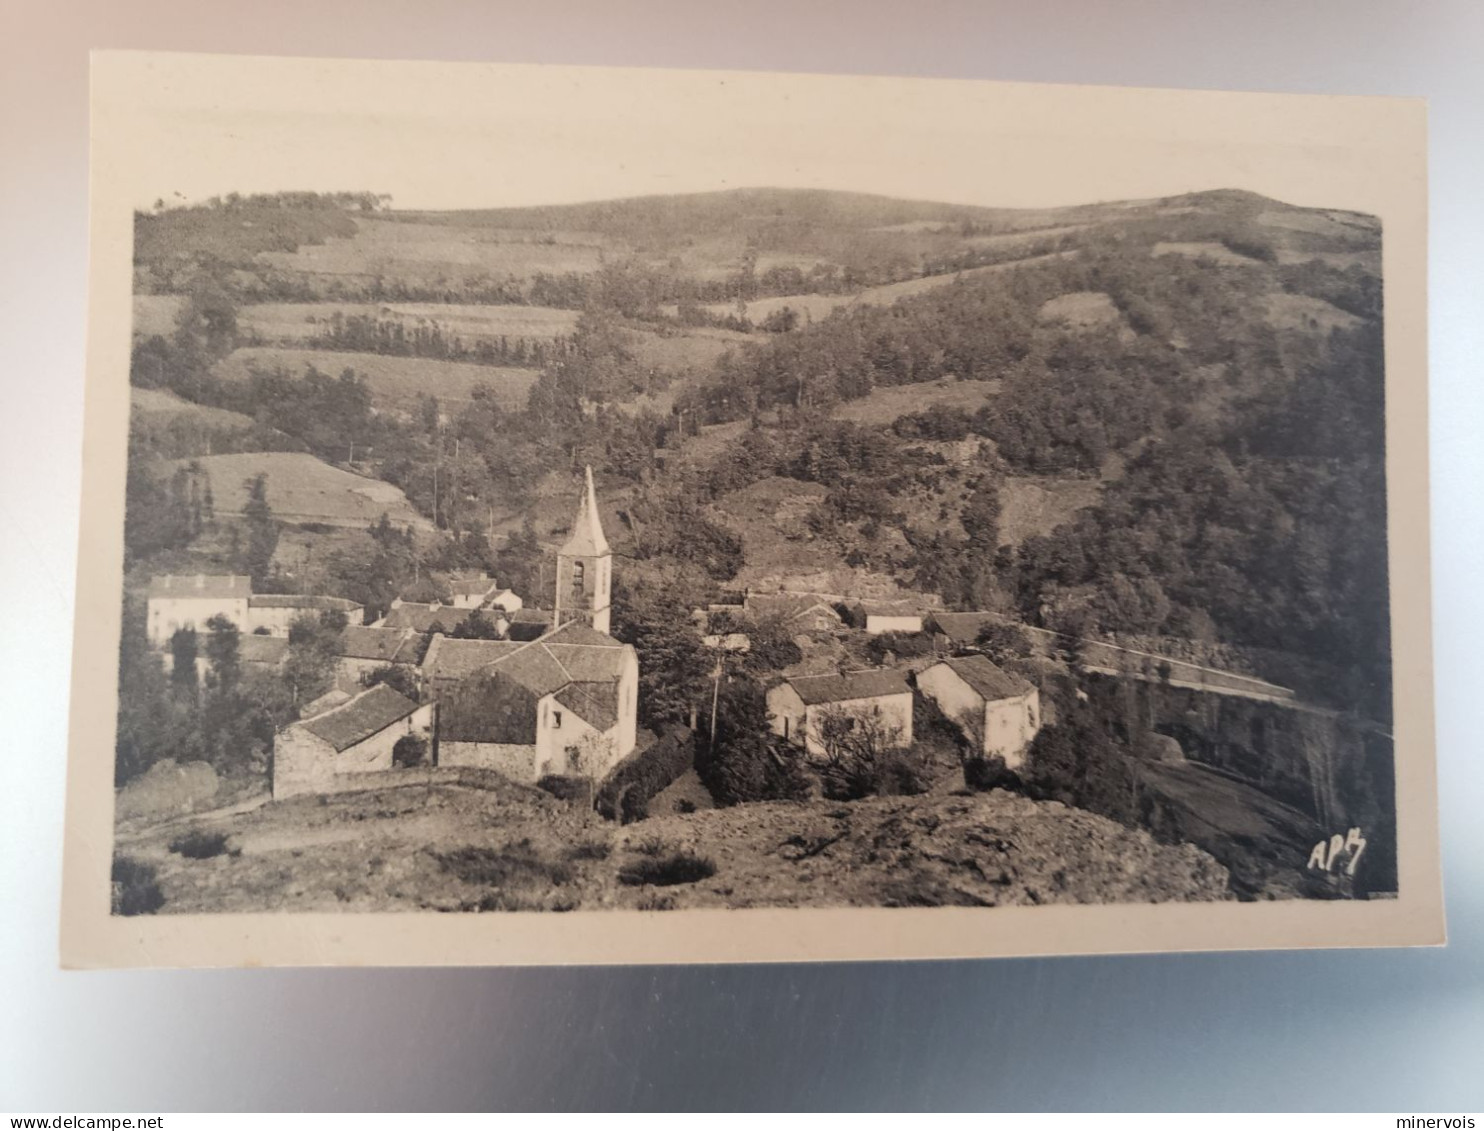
left=624, top=789, right=1230, bottom=908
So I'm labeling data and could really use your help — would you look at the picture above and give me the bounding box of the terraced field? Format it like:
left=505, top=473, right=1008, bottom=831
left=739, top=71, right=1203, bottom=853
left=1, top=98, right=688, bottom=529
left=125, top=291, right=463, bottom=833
left=238, top=301, right=579, bottom=345
left=212, top=347, right=540, bottom=414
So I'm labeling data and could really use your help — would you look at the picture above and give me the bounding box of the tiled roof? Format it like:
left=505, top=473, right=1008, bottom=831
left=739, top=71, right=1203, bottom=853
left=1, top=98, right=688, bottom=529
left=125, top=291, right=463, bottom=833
left=296, top=685, right=419, bottom=752
left=337, top=626, right=419, bottom=663
left=448, top=576, right=498, bottom=597
left=146, top=574, right=251, bottom=599
left=555, top=681, right=619, bottom=731
left=746, top=593, right=841, bottom=624
left=378, top=603, right=479, bottom=633
left=787, top=669, right=911, bottom=706
left=248, top=594, right=360, bottom=611
left=937, top=654, right=1033, bottom=702
left=928, top=611, right=1001, bottom=643
left=855, top=602, right=923, bottom=618
left=422, top=636, right=524, bottom=684
left=509, top=607, right=553, bottom=624
left=239, top=635, right=290, bottom=665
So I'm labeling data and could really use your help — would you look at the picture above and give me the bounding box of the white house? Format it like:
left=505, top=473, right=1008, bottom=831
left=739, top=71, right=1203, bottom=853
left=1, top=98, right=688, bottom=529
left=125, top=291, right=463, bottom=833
left=146, top=574, right=251, bottom=646
left=272, top=684, right=436, bottom=800
left=246, top=594, right=364, bottom=636
left=851, top=602, right=925, bottom=636
left=917, top=654, right=1040, bottom=769
left=766, top=669, right=914, bottom=757
left=448, top=573, right=501, bottom=609
left=437, top=621, right=639, bottom=783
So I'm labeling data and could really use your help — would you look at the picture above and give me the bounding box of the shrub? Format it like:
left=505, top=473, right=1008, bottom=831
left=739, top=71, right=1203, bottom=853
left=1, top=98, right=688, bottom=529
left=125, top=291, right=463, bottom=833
left=566, top=840, right=612, bottom=862
left=435, top=843, right=573, bottom=888
left=111, top=856, right=165, bottom=915
left=168, top=830, right=231, bottom=859
left=537, top=775, right=592, bottom=804
left=595, top=727, right=695, bottom=821
left=392, top=733, right=428, bottom=768
left=618, top=851, right=717, bottom=887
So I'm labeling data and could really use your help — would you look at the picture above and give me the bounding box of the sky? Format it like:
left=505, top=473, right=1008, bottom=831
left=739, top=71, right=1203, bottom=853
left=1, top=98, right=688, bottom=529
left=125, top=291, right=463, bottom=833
left=102, top=53, right=1420, bottom=217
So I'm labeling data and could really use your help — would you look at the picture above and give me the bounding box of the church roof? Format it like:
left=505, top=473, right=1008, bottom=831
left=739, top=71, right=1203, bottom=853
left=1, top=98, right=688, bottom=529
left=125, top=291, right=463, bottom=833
left=422, top=635, right=525, bottom=685
left=559, top=466, right=610, bottom=558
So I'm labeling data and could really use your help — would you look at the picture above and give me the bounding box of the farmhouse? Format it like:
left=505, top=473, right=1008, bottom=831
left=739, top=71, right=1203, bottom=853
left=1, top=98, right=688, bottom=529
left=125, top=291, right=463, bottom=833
left=334, top=625, right=423, bottom=692
left=926, top=610, right=1003, bottom=648
left=146, top=574, right=251, bottom=646
left=375, top=601, right=484, bottom=635
left=437, top=621, right=639, bottom=783
left=489, top=588, right=523, bottom=615
left=744, top=592, right=843, bottom=634
left=246, top=593, right=364, bottom=636
left=448, top=573, right=501, bottom=609
left=766, top=669, right=914, bottom=757
left=272, top=684, right=436, bottom=800
left=850, top=602, right=925, bottom=636
left=917, top=655, right=1041, bottom=769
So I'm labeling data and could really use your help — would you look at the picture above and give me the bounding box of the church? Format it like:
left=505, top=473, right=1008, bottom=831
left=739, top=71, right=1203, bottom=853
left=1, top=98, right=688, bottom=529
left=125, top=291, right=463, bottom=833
left=434, top=468, right=640, bottom=783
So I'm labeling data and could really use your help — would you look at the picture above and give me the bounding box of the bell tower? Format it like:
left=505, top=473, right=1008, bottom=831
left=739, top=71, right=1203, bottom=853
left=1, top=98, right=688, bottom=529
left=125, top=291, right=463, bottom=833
left=554, top=466, right=612, bottom=636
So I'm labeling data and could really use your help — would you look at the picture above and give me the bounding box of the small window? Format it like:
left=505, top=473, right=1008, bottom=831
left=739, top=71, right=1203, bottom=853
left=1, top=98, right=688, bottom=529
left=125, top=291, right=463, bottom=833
left=552, top=709, right=563, bottom=729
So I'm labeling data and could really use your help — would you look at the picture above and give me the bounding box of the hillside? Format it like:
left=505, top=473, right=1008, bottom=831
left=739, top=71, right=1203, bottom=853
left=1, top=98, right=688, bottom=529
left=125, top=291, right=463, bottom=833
left=167, top=451, right=430, bottom=529
left=116, top=779, right=1230, bottom=914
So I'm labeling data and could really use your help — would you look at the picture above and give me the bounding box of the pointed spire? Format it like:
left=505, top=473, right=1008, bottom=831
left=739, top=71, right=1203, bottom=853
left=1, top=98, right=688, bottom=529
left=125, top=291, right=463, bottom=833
left=559, top=466, right=610, bottom=557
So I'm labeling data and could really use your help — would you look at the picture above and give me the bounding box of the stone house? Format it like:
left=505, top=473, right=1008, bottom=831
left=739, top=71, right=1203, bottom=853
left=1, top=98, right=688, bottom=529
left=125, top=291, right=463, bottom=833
left=420, top=635, right=525, bottom=701
left=744, top=592, right=844, bottom=635
left=246, top=593, right=364, bottom=636
left=272, top=684, right=436, bottom=800
left=146, top=574, right=251, bottom=647
left=334, top=625, right=423, bottom=693
left=917, top=654, right=1041, bottom=769
left=375, top=601, right=485, bottom=635
left=437, top=621, right=639, bottom=783
left=448, top=573, right=501, bottom=609
left=766, top=668, right=914, bottom=757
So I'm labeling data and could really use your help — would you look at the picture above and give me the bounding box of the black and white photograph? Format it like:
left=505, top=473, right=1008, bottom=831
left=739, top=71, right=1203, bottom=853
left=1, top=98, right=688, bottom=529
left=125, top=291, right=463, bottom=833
left=60, top=52, right=1440, bottom=966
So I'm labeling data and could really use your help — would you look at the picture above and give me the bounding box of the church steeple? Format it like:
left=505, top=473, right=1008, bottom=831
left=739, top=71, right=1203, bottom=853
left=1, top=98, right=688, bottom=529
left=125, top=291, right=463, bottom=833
left=554, top=466, right=612, bottom=635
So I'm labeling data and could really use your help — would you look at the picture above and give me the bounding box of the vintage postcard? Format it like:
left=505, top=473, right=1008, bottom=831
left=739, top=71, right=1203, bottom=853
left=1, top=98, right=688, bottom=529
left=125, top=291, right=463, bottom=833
left=61, top=51, right=1441, bottom=967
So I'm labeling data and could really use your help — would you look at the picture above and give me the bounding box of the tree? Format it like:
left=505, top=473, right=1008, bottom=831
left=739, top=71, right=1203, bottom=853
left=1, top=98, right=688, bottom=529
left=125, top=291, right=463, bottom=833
left=813, top=705, right=924, bottom=800
left=392, top=733, right=428, bottom=768
left=610, top=578, right=709, bottom=730
left=282, top=612, right=343, bottom=706
left=697, top=678, right=810, bottom=806
left=240, top=473, right=279, bottom=586
left=168, top=627, right=199, bottom=701
left=449, top=609, right=500, bottom=640
left=365, top=664, right=418, bottom=699
left=202, top=614, right=241, bottom=694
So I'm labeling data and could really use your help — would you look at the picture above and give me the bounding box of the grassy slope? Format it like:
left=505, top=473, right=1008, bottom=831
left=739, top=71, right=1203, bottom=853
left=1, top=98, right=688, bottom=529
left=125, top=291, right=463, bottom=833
left=167, top=451, right=429, bottom=528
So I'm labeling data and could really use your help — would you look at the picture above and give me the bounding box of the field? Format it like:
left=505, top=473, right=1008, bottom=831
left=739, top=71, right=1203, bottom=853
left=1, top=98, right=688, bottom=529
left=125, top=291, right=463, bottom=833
left=688, top=249, right=1082, bottom=325
left=238, top=301, right=579, bottom=345
left=130, top=387, right=261, bottom=431
left=1037, top=290, right=1125, bottom=330
left=132, top=294, right=184, bottom=338
left=257, top=217, right=609, bottom=282
left=167, top=451, right=430, bottom=529
left=1151, top=241, right=1262, bottom=266
left=830, top=378, right=1002, bottom=426
left=998, top=476, right=1105, bottom=548
left=212, top=347, right=540, bottom=414
left=1262, top=293, right=1363, bottom=334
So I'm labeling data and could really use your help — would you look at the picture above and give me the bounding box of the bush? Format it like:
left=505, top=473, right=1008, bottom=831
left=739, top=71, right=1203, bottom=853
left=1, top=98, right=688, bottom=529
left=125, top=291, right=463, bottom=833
left=168, top=830, right=231, bottom=859
left=595, top=727, right=695, bottom=821
left=435, top=843, right=573, bottom=888
left=618, top=850, right=717, bottom=887
left=111, top=856, right=165, bottom=915
left=566, top=840, right=612, bottom=862
left=538, top=775, right=593, bottom=804
left=392, top=733, right=428, bottom=768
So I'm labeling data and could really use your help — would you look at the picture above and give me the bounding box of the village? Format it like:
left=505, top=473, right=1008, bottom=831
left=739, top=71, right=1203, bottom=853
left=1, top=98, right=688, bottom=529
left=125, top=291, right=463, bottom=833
left=139, top=467, right=1068, bottom=812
